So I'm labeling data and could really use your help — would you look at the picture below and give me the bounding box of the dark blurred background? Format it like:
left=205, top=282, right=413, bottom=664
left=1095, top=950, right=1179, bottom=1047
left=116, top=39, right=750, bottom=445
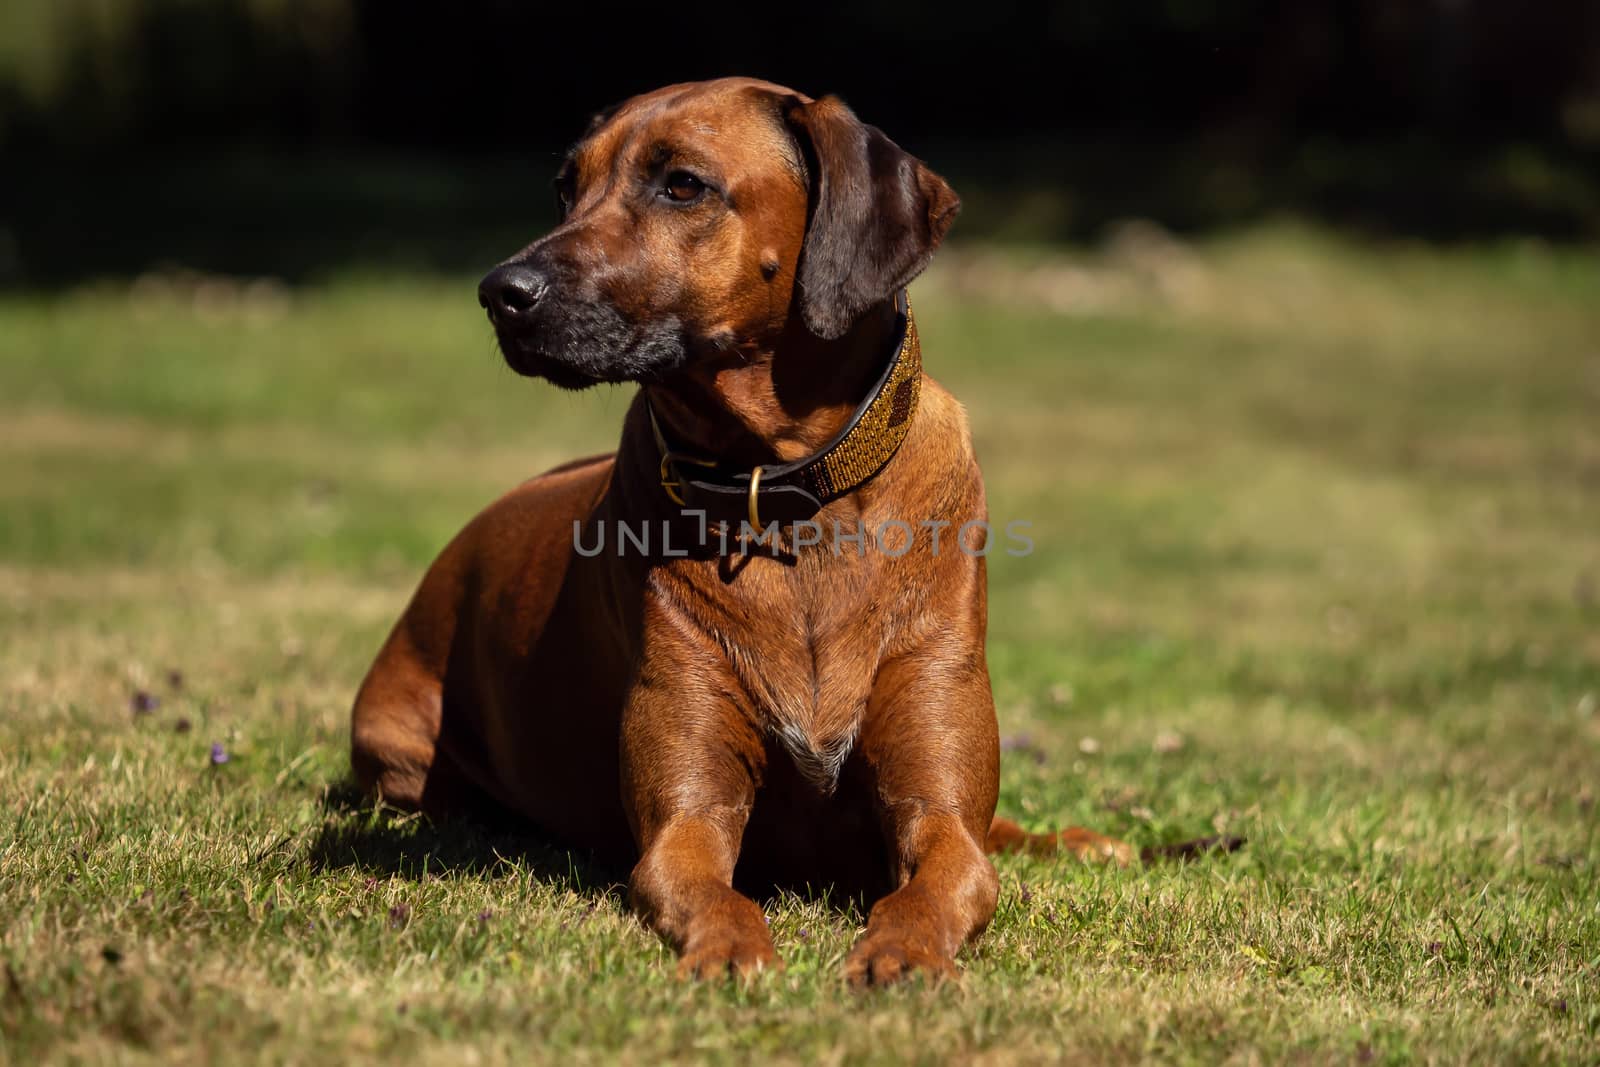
left=4, top=0, right=1599, bottom=286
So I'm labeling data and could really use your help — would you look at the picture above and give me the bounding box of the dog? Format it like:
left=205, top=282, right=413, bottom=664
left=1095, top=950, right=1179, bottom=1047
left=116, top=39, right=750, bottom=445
left=351, top=77, right=1196, bottom=985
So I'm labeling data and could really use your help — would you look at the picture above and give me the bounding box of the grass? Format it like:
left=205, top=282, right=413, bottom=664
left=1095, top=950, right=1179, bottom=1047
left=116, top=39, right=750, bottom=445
left=2, top=223, right=1598, bottom=1063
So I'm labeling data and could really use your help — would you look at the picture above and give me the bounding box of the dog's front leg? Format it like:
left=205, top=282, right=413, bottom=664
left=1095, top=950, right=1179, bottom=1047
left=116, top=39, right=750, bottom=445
left=621, top=648, right=777, bottom=980
left=846, top=650, right=1002, bottom=986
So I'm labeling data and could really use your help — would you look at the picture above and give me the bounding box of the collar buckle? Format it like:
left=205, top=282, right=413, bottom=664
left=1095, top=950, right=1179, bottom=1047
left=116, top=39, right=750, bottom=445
left=659, top=451, right=717, bottom=507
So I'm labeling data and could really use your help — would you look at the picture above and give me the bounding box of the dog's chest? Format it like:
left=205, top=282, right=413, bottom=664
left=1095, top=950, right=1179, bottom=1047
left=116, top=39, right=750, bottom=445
left=709, top=548, right=914, bottom=793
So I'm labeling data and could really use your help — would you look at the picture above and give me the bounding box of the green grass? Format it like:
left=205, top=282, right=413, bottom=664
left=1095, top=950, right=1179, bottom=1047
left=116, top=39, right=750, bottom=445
left=2, top=224, right=1598, bottom=1063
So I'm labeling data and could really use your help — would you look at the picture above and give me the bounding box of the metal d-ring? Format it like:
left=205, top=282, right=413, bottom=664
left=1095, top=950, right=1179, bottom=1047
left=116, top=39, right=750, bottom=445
left=747, top=466, right=763, bottom=530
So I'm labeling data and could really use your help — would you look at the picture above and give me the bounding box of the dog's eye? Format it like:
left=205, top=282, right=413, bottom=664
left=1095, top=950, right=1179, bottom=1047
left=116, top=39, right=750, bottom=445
left=662, top=171, right=706, bottom=203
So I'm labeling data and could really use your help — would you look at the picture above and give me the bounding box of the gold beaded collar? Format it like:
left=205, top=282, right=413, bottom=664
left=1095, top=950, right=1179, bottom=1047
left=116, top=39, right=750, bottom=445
left=650, top=292, right=922, bottom=528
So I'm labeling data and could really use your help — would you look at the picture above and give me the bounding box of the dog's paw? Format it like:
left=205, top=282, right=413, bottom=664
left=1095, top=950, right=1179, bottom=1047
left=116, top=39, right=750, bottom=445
left=675, top=927, right=781, bottom=981
left=843, top=932, right=957, bottom=988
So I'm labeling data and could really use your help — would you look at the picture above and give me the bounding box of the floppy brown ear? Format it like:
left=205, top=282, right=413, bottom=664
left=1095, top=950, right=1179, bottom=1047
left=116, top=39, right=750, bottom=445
left=782, top=95, right=960, bottom=340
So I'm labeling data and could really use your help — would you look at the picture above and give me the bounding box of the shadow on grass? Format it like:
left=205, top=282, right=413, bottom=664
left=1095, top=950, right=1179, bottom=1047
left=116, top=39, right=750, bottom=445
left=304, top=781, right=876, bottom=915
left=304, top=780, right=626, bottom=902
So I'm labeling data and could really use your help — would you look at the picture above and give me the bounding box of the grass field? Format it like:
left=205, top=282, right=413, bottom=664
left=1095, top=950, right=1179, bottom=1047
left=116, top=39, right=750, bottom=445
left=2, top=224, right=1598, bottom=1064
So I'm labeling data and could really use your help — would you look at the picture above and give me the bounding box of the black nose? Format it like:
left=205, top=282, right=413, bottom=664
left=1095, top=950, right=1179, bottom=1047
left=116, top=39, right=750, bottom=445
left=478, top=263, right=549, bottom=320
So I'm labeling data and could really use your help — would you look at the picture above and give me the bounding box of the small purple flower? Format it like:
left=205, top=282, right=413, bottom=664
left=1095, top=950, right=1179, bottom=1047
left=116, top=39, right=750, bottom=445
left=388, top=903, right=411, bottom=929
left=209, top=741, right=229, bottom=765
left=131, top=690, right=159, bottom=715
left=1020, top=884, right=1033, bottom=905
left=797, top=927, right=810, bottom=941
left=476, top=909, right=494, bottom=925
left=999, top=734, right=1046, bottom=764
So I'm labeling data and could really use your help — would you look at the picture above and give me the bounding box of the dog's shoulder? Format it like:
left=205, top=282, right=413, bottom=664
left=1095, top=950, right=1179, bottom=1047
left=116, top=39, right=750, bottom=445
left=435, top=451, right=617, bottom=581
left=879, top=375, right=984, bottom=519
left=913, top=376, right=975, bottom=457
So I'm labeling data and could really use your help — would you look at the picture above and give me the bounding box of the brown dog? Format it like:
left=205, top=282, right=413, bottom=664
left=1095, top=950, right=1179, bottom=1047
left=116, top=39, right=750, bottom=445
left=350, top=77, right=1140, bottom=985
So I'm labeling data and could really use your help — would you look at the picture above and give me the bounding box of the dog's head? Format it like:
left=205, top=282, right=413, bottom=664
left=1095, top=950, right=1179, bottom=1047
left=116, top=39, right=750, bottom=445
left=478, top=77, right=959, bottom=389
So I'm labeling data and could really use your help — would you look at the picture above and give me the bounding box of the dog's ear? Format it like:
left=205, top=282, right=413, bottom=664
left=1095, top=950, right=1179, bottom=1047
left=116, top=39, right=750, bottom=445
left=781, top=95, right=960, bottom=340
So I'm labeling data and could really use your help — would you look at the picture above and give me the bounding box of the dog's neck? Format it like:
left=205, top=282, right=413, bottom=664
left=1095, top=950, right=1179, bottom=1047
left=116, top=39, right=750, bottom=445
left=644, top=299, right=901, bottom=469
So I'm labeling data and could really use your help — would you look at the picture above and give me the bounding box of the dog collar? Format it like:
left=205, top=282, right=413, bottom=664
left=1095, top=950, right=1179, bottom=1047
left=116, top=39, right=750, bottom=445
left=650, top=292, right=922, bottom=529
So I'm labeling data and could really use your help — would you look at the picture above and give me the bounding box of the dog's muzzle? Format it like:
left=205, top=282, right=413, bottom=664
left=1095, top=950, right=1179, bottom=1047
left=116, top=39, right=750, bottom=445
left=476, top=260, right=687, bottom=390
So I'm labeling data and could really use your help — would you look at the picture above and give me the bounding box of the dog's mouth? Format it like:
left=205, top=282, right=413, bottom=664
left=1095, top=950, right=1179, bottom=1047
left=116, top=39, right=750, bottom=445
left=488, top=303, right=688, bottom=392
left=497, top=340, right=607, bottom=391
